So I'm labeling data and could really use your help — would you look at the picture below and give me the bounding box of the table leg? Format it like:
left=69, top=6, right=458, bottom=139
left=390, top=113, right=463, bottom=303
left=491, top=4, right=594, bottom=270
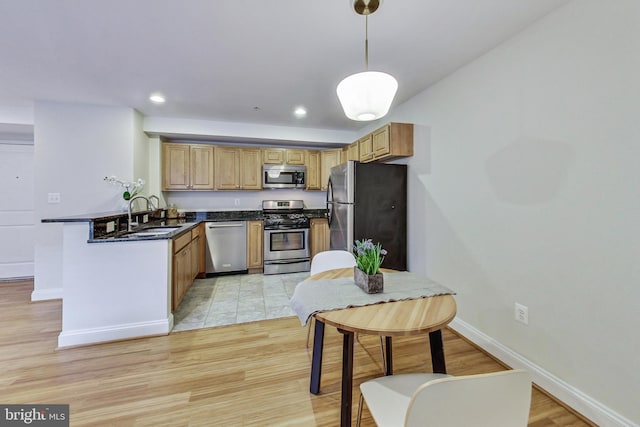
left=339, top=329, right=355, bottom=427
left=384, top=336, right=393, bottom=375
left=429, top=329, right=447, bottom=374
left=310, top=319, right=325, bottom=394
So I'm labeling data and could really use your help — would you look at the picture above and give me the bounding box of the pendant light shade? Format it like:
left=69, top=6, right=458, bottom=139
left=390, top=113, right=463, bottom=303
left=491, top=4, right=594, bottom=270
left=337, top=0, right=397, bottom=122
left=337, top=71, right=398, bottom=121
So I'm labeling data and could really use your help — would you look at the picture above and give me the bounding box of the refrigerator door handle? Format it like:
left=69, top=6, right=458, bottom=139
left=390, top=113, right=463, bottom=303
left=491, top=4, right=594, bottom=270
left=326, top=176, right=334, bottom=226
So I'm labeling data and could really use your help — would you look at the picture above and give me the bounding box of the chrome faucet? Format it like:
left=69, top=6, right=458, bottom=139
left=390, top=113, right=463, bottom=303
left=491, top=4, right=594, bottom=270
left=128, top=195, right=152, bottom=231
left=148, top=194, right=160, bottom=211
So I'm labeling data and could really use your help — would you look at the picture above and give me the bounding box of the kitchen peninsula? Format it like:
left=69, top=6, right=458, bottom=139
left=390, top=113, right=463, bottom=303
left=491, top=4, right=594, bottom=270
left=43, top=207, right=326, bottom=348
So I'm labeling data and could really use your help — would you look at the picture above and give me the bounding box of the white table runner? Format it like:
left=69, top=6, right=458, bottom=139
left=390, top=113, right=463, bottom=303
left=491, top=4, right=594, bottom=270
left=290, top=271, right=455, bottom=325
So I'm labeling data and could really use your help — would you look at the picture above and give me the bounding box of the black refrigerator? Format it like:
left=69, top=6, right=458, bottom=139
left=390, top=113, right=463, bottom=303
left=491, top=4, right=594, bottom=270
left=326, top=161, right=407, bottom=271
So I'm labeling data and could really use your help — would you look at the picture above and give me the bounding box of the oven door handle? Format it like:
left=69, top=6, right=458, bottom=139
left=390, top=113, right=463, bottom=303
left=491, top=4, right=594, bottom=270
left=269, top=224, right=309, bottom=230
left=265, top=259, right=309, bottom=265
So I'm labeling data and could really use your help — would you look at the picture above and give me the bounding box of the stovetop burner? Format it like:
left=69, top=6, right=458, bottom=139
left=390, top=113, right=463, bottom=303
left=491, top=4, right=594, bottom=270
left=262, top=200, right=309, bottom=229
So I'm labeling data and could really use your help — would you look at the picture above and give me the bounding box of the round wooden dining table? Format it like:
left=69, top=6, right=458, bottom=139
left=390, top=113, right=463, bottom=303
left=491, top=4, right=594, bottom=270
left=305, top=267, right=457, bottom=427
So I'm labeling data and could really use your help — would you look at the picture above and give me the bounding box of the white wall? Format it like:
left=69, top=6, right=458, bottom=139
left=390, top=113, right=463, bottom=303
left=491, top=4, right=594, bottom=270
left=164, top=189, right=326, bottom=212
left=384, top=1, right=639, bottom=424
left=32, top=102, right=146, bottom=299
left=0, top=142, right=34, bottom=279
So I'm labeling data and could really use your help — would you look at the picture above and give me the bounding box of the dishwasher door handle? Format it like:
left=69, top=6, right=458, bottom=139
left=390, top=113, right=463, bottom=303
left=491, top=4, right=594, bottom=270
left=206, top=223, right=245, bottom=228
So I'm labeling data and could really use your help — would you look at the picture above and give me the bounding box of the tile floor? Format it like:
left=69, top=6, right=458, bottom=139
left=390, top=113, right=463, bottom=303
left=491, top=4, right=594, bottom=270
left=172, top=271, right=310, bottom=332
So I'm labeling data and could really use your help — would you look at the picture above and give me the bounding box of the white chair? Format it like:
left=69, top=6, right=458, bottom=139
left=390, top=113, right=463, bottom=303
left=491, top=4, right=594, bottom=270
left=306, top=250, right=357, bottom=347
left=307, top=250, right=387, bottom=373
left=309, top=250, right=357, bottom=276
left=356, top=369, right=532, bottom=427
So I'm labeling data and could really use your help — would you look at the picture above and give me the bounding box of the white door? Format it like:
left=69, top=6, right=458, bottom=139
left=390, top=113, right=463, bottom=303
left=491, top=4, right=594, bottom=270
left=0, top=143, right=34, bottom=279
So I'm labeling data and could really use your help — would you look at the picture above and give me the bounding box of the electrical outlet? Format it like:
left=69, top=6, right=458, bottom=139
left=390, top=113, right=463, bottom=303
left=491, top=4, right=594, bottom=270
left=515, top=303, right=529, bottom=325
left=47, top=192, right=61, bottom=204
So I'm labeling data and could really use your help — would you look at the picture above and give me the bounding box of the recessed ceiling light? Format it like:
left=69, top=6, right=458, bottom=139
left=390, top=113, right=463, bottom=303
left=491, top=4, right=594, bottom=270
left=294, top=106, right=307, bottom=118
left=149, top=93, right=166, bottom=104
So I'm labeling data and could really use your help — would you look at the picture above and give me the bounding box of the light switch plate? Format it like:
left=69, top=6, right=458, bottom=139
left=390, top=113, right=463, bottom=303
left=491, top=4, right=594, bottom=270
left=143, top=214, right=149, bottom=223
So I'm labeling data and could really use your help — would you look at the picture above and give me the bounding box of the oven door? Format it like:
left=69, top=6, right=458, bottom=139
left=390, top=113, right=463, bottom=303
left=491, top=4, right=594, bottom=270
left=264, top=228, right=310, bottom=261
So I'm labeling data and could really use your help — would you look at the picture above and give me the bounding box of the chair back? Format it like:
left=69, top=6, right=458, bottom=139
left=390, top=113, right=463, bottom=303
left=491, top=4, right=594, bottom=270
left=405, top=370, right=531, bottom=427
left=310, top=250, right=356, bottom=276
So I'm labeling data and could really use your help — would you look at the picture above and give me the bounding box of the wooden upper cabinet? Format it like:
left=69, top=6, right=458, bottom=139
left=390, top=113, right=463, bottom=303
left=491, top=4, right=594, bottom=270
left=189, top=145, right=215, bottom=190
left=305, top=150, right=321, bottom=191
left=286, top=149, right=305, bottom=165
left=320, top=149, right=342, bottom=191
left=346, top=141, right=359, bottom=161
left=215, top=146, right=241, bottom=190
left=240, top=148, right=262, bottom=190
left=216, top=146, right=262, bottom=190
left=358, top=134, right=374, bottom=162
left=162, top=143, right=214, bottom=191
left=368, top=122, right=414, bottom=162
left=263, top=148, right=285, bottom=164
left=263, top=148, right=306, bottom=165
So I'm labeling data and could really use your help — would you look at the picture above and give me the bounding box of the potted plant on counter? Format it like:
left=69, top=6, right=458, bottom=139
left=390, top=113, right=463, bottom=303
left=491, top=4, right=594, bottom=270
left=353, top=238, right=387, bottom=293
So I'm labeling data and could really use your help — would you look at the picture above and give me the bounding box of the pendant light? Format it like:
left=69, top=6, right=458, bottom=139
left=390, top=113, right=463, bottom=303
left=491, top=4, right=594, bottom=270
left=337, top=0, right=398, bottom=121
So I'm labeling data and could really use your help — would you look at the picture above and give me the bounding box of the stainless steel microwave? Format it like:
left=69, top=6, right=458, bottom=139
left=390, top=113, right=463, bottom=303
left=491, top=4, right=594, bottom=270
left=262, top=164, right=306, bottom=189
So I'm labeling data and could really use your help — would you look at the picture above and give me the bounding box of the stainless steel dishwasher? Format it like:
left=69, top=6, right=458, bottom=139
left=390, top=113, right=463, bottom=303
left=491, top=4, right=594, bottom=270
left=205, top=221, right=247, bottom=274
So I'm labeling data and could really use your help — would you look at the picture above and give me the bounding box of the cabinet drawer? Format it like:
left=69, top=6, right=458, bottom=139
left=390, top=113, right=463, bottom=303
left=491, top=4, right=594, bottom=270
left=173, top=232, right=192, bottom=254
left=191, top=224, right=202, bottom=240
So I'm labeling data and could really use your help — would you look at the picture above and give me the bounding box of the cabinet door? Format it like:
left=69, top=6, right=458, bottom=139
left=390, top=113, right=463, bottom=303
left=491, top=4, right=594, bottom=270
left=240, top=148, right=262, bottom=190
left=196, top=224, right=206, bottom=275
left=347, top=141, right=359, bottom=161
left=215, top=147, right=241, bottom=190
left=286, top=149, right=305, bottom=165
left=358, top=134, right=374, bottom=162
left=372, top=125, right=391, bottom=159
left=173, top=244, right=190, bottom=311
left=246, top=220, right=264, bottom=269
left=310, top=218, right=329, bottom=261
left=263, top=148, right=285, bottom=164
left=320, top=149, right=341, bottom=191
left=163, top=144, right=190, bottom=190
left=190, top=235, right=200, bottom=280
left=305, top=150, right=321, bottom=191
left=190, top=145, right=215, bottom=190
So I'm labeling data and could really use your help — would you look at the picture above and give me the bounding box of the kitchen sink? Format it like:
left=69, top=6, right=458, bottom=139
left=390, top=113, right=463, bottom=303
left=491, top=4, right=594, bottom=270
left=138, top=227, right=181, bottom=234
left=121, top=226, right=182, bottom=238
left=132, top=227, right=180, bottom=235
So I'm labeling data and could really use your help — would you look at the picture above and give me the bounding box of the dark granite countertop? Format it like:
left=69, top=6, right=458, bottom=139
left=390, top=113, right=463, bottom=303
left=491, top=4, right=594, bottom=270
left=44, top=208, right=328, bottom=243
left=42, top=211, right=129, bottom=223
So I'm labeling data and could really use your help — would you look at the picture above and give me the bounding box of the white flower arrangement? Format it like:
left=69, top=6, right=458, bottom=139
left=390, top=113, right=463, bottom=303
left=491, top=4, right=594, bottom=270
left=104, top=176, right=145, bottom=200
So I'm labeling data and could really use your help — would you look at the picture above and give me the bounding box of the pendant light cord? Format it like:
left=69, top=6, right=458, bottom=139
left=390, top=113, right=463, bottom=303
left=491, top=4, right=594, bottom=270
left=364, top=15, right=369, bottom=71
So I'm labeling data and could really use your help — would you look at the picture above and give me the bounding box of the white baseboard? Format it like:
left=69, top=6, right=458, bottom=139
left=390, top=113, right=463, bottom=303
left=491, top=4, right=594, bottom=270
left=0, top=262, right=34, bottom=280
left=57, top=319, right=171, bottom=348
left=31, top=287, right=63, bottom=301
left=449, top=318, right=637, bottom=427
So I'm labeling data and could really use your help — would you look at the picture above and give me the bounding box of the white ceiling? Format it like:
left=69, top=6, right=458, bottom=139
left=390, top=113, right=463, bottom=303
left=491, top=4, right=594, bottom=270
left=0, top=0, right=569, bottom=133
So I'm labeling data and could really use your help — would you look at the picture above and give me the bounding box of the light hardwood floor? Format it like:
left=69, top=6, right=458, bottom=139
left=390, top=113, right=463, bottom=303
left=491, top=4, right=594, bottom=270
left=1, top=279, right=593, bottom=426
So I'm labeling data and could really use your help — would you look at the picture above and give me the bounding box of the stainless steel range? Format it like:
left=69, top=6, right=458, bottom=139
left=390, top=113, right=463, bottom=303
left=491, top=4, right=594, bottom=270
left=262, top=200, right=310, bottom=275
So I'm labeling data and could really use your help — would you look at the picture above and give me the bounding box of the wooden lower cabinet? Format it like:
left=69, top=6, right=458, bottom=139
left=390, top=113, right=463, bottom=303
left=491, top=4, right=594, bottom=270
left=310, top=217, right=329, bottom=261
left=172, top=225, right=206, bottom=312
left=247, top=220, right=263, bottom=273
